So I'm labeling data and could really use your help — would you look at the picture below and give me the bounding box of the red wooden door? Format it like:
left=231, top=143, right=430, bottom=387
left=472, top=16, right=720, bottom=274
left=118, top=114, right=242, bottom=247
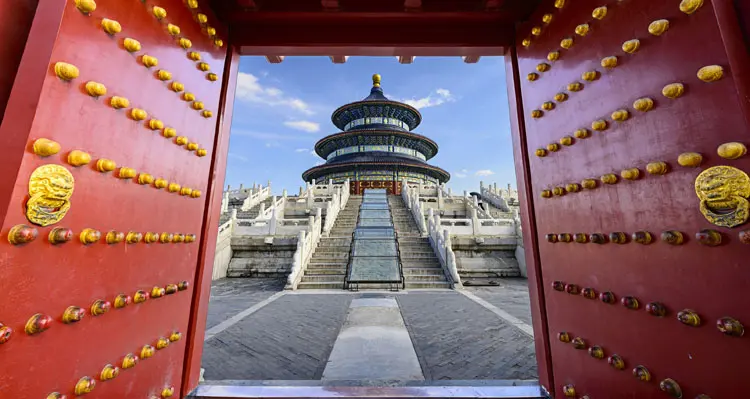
left=0, top=1, right=234, bottom=398
left=509, top=0, right=750, bottom=397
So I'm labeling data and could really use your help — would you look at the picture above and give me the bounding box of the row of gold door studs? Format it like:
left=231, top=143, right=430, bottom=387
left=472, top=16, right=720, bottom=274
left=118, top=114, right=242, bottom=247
left=539, top=144, right=747, bottom=197
left=524, top=0, right=704, bottom=80
left=45, top=331, right=181, bottom=398
left=8, top=225, right=197, bottom=246
left=0, top=281, right=189, bottom=346
left=558, top=337, right=710, bottom=399
left=551, top=281, right=745, bottom=337
left=51, top=62, right=211, bottom=157
left=545, top=230, right=750, bottom=246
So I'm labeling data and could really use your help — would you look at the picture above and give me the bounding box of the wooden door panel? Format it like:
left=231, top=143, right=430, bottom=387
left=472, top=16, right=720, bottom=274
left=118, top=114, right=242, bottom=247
left=514, top=0, right=750, bottom=397
left=0, top=1, right=227, bottom=398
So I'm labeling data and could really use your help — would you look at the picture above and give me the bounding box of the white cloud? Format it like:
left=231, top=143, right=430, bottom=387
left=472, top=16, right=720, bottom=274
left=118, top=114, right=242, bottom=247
left=235, top=72, right=314, bottom=115
left=295, top=148, right=308, bottom=153
left=231, top=129, right=307, bottom=141
left=228, top=153, right=248, bottom=162
left=284, top=120, right=320, bottom=133
left=398, top=88, right=455, bottom=109
left=454, top=172, right=467, bottom=178
left=475, top=169, right=495, bottom=177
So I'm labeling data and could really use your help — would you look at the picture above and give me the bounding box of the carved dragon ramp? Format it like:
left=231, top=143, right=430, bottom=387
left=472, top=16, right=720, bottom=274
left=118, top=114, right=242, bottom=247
left=511, top=0, right=750, bottom=397
left=0, top=1, right=228, bottom=398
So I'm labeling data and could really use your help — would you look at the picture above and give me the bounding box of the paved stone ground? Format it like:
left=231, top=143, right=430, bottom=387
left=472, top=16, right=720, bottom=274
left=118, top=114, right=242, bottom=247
left=397, top=292, right=538, bottom=381
left=205, top=278, right=285, bottom=329
left=464, top=279, right=534, bottom=326
left=202, top=293, right=352, bottom=380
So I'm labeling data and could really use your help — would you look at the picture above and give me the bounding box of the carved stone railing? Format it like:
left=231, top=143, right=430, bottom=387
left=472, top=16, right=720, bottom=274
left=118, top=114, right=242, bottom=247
left=480, top=185, right=510, bottom=212
left=258, top=195, right=286, bottom=219
left=401, top=179, right=427, bottom=235
left=286, top=208, right=323, bottom=290
left=439, top=214, right=517, bottom=236
left=322, top=180, right=350, bottom=235
left=427, top=207, right=461, bottom=288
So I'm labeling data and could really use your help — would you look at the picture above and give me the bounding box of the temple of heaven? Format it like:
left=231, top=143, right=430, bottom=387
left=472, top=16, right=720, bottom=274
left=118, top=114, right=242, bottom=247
left=302, top=74, right=450, bottom=195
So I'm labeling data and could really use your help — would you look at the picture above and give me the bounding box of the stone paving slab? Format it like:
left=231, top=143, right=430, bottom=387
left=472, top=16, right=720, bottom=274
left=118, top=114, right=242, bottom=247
left=205, top=278, right=286, bottom=329
left=464, top=279, right=533, bottom=326
left=202, top=294, right=352, bottom=380
left=397, top=292, right=537, bottom=381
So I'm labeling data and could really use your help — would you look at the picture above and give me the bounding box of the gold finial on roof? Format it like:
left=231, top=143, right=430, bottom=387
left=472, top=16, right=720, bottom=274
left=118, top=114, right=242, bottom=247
left=372, top=74, right=381, bottom=87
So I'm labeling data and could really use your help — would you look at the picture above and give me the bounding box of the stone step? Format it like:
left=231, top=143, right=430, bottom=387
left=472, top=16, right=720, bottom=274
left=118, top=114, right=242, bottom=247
left=402, top=261, right=441, bottom=268
left=403, top=267, right=444, bottom=275
left=404, top=281, right=452, bottom=289
left=459, top=270, right=522, bottom=278
left=301, top=274, right=346, bottom=282
left=303, top=268, right=346, bottom=275
left=404, top=274, right=447, bottom=282
left=345, top=282, right=405, bottom=290
left=297, top=281, right=345, bottom=289
left=307, top=262, right=348, bottom=268
left=315, top=246, right=351, bottom=252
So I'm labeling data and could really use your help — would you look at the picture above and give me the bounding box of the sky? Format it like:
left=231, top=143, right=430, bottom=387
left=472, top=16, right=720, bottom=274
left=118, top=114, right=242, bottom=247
left=222, top=56, right=517, bottom=195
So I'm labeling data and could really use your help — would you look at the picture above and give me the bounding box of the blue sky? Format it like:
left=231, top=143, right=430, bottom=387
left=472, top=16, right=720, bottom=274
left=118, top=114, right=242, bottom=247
left=223, top=56, right=516, bottom=195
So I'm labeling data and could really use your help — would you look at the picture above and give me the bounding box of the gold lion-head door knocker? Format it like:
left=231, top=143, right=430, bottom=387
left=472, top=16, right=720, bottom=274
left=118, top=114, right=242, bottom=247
left=695, top=165, right=750, bottom=228
left=26, top=164, right=75, bottom=226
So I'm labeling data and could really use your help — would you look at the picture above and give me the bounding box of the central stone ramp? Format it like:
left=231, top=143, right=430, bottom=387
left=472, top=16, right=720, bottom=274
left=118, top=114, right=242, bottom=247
left=345, top=189, right=404, bottom=290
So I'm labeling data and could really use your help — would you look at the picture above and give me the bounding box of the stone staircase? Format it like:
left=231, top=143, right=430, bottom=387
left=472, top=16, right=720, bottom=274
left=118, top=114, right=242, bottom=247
left=388, top=196, right=451, bottom=289
left=237, top=197, right=274, bottom=219
left=297, top=196, right=363, bottom=289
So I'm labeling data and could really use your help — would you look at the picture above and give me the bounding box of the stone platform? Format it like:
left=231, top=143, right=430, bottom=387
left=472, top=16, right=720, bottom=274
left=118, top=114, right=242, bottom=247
left=201, top=278, right=537, bottom=382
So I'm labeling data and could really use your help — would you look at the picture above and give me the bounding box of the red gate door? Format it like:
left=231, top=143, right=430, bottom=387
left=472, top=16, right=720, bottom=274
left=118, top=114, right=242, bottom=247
left=0, top=1, right=233, bottom=398
left=510, top=0, right=750, bottom=397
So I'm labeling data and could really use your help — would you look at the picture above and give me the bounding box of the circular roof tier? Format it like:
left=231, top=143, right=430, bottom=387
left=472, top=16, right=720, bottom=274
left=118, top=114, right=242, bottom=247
left=330, top=74, right=422, bottom=131
left=302, top=160, right=450, bottom=183
left=314, top=130, right=439, bottom=160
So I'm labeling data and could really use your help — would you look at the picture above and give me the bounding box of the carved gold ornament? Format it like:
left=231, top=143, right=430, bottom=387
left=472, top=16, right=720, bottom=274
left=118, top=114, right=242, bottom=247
left=521, top=38, right=531, bottom=47
left=167, top=24, right=181, bottom=36
left=531, top=110, right=543, bottom=118
left=196, top=13, right=208, bottom=24
left=554, top=93, right=568, bottom=102
left=207, top=73, right=218, bottom=81
left=192, top=101, right=205, bottom=110
left=601, top=173, right=618, bottom=184
left=154, top=178, right=168, bottom=189
left=187, top=142, right=199, bottom=151
left=574, top=129, right=590, bottom=139
left=581, top=179, right=597, bottom=189
left=198, top=62, right=211, bottom=71
left=168, top=183, right=181, bottom=193
left=74, top=376, right=96, bottom=395
left=183, top=92, right=196, bottom=101
left=131, top=108, right=147, bottom=120
left=84, top=81, right=106, bottom=97
left=33, top=138, right=61, bottom=157
left=162, top=387, right=175, bottom=397
left=79, top=228, right=101, bottom=245
left=169, top=331, right=182, bottom=341
left=110, top=96, right=129, bottom=109
left=149, top=119, right=164, bottom=130
left=188, top=51, right=201, bottom=61
left=542, top=14, right=553, bottom=24
left=180, top=187, right=194, bottom=196
left=560, top=136, right=574, bottom=146
left=140, top=345, right=155, bottom=359
left=96, top=159, right=116, bottom=172
left=575, top=24, right=589, bottom=36
left=547, top=143, right=560, bottom=152
left=646, top=161, right=669, bottom=175
left=187, top=0, right=199, bottom=9
left=206, top=26, right=217, bottom=37
left=54, top=62, right=79, bottom=81
left=179, top=38, right=193, bottom=49
left=717, top=142, right=747, bottom=160
left=552, top=187, right=565, bottom=196
left=163, top=127, right=177, bottom=138
left=142, top=55, right=158, bottom=68
left=191, top=190, right=202, bottom=198
left=591, top=120, right=607, bottom=131
left=527, top=73, right=538, bottom=81
left=622, top=39, right=640, bottom=54
left=562, top=384, right=576, bottom=397
left=196, top=149, right=207, bottom=157
left=123, top=38, right=141, bottom=52
left=662, top=83, right=685, bottom=98
left=156, top=337, right=170, bottom=350
left=138, top=174, right=154, bottom=185
left=541, top=190, right=552, bottom=198
left=536, top=63, right=550, bottom=72
left=648, top=19, right=670, bottom=36
left=581, top=71, right=598, bottom=81
left=535, top=149, right=547, bottom=157
left=694, top=165, right=750, bottom=228
left=621, top=168, right=640, bottom=180
left=531, top=26, right=542, bottom=36
left=67, top=150, right=91, bottom=167
left=26, top=164, right=74, bottom=226
left=554, top=0, right=565, bottom=8
left=697, top=65, right=723, bottom=82
left=547, top=51, right=560, bottom=62
left=678, top=152, right=702, bottom=167
left=75, top=0, right=96, bottom=13
left=567, top=82, right=583, bottom=92
left=611, top=109, right=630, bottom=122
left=560, top=38, right=573, bottom=49
left=157, top=70, right=172, bottom=81
left=633, top=97, right=654, bottom=112
left=592, top=6, right=607, bottom=19
left=659, top=379, right=682, bottom=398
left=680, top=0, right=703, bottom=14
left=100, top=364, right=119, bottom=381
left=118, top=167, right=136, bottom=179
left=107, top=231, right=125, bottom=244
left=541, top=101, right=555, bottom=111
left=175, top=136, right=189, bottom=146
left=202, top=110, right=213, bottom=118
left=170, top=81, right=185, bottom=92
left=101, top=18, right=121, bottom=35
left=152, top=6, right=167, bottom=19
left=566, top=183, right=581, bottom=193
left=601, top=56, right=617, bottom=68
